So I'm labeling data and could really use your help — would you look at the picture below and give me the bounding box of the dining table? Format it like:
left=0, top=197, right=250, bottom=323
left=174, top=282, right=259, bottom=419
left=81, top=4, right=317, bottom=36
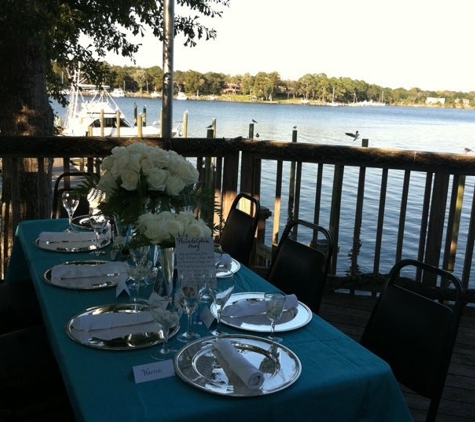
left=5, top=218, right=413, bottom=422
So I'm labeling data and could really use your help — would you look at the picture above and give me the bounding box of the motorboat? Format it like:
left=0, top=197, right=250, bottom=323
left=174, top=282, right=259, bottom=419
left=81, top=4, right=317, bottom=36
left=60, top=71, right=161, bottom=137
left=110, top=88, right=126, bottom=98
left=176, top=92, right=188, bottom=100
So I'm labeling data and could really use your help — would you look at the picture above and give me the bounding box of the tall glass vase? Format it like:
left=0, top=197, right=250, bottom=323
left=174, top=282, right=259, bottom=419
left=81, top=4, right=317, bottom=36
left=159, top=247, right=176, bottom=299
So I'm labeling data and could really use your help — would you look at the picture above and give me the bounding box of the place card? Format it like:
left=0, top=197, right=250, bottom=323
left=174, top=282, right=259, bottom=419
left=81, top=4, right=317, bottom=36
left=132, top=360, right=175, bottom=384
left=175, top=237, right=215, bottom=275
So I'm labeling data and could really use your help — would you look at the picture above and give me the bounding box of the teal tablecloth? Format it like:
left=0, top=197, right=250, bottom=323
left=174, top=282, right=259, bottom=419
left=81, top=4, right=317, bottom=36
left=6, top=219, right=412, bottom=422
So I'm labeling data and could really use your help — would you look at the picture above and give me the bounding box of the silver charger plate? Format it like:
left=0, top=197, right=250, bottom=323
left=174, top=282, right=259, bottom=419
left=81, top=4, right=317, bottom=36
left=211, top=292, right=313, bottom=333
left=42, top=260, right=120, bottom=290
left=72, top=215, right=92, bottom=230
left=174, top=334, right=301, bottom=397
left=65, top=303, right=180, bottom=350
left=34, top=236, right=110, bottom=253
left=216, top=258, right=241, bottom=278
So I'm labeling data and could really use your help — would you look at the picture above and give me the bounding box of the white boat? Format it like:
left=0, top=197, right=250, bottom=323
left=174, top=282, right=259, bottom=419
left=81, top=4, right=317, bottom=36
left=61, top=71, right=161, bottom=137
left=110, top=88, right=126, bottom=98
left=176, top=92, right=188, bottom=100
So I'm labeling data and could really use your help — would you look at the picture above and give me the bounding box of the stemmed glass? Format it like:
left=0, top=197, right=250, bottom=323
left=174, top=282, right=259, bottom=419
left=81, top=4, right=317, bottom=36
left=62, top=191, right=79, bottom=232
left=210, top=274, right=234, bottom=337
left=88, top=208, right=108, bottom=255
left=149, top=297, right=182, bottom=360
left=128, top=235, right=150, bottom=303
left=265, top=292, right=286, bottom=343
left=177, top=272, right=201, bottom=342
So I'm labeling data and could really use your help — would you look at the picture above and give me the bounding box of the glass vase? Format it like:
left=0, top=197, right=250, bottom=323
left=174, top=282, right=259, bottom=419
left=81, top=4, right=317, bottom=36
left=159, top=247, right=176, bottom=300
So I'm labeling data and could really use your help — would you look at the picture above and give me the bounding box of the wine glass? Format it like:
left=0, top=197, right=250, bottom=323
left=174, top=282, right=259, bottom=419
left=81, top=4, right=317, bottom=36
left=88, top=209, right=108, bottom=255
left=177, top=271, right=201, bottom=342
left=62, top=191, right=79, bottom=232
left=265, top=292, right=286, bottom=343
left=149, top=297, right=182, bottom=360
left=126, top=261, right=148, bottom=307
left=210, top=274, right=234, bottom=337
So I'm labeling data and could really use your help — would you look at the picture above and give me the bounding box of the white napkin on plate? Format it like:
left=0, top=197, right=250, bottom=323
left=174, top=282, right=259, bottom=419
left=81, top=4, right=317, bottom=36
left=215, top=253, right=233, bottom=269
left=51, top=262, right=128, bottom=288
left=212, top=338, right=264, bottom=391
left=221, top=294, right=298, bottom=318
left=39, top=231, right=96, bottom=243
left=71, top=311, right=158, bottom=341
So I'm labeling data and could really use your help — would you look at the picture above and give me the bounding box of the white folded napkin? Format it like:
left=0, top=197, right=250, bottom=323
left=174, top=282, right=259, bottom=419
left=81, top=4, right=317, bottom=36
left=51, top=262, right=128, bottom=288
left=215, top=253, right=233, bottom=269
left=212, top=338, right=265, bottom=391
left=221, top=294, right=298, bottom=318
left=39, top=231, right=97, bottom=243
left=71, top=311, right=158, bottom=341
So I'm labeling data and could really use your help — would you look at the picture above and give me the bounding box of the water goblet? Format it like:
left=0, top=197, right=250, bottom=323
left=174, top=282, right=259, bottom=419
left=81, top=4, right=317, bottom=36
left=62, top=191, right=79, bottom=232
left=210, top=273, right=234, bottom=337
left=126, top=261, right=148, bottom=307
left=264, top=292, right=286, bottom=343
left=149, top=298, right=182, bottom=360
left=177, top=272, right=201, bottom=342
left=88, top=209, right=108, bottom=255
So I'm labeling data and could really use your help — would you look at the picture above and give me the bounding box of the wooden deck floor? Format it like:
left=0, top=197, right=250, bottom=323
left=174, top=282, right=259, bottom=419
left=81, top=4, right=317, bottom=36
left=319, top=291, right=475, bottom=422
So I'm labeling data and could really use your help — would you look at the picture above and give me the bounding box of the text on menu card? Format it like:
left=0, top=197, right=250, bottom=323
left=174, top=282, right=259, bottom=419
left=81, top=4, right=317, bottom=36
left=175, top=237, right=215, bottom=274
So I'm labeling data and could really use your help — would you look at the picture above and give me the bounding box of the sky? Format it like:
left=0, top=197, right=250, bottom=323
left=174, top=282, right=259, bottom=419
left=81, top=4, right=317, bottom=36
left=105, top=0, right=475, bottom=92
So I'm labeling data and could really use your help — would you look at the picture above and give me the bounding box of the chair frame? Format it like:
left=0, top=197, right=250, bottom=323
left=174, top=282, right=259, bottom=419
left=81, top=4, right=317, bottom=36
left=266, top=219, right=333, bottom=314
left=360, top=259, right=465, bottom=422
left=218, top=193, right=260, bottom=266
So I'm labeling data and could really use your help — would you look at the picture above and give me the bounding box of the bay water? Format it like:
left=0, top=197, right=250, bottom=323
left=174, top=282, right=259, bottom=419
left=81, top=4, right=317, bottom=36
left=54, top=99, right=475, bottom=287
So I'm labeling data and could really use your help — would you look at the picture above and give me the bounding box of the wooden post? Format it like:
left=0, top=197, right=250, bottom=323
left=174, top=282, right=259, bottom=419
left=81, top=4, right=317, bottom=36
left=182, top=111, right=188, bottom=137
left=100, top=109, right=104, bottom=137
left=137, top=115, right=143, bottom=137
left=116, top=111, right=120, bottom=137
left=249, top=123, right=254, bottom=139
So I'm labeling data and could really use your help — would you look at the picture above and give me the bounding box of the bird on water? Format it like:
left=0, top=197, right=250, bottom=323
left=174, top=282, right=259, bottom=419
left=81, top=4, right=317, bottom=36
left=345, top=131, right=359, bottom=141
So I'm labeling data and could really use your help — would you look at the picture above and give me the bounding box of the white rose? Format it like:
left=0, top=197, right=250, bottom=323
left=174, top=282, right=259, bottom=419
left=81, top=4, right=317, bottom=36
left=96, top=172, right=117, bottom=195
left=149, top=147, right=170, bottom=168
left=172, top=159, right=199, bottom=185
left=165, top=175, right=186, bottom=196
left=120, top=169, right=140, bottom=190
left=160, top=217, right=183, bottom=239
left=147, top=168, right=169, bottom=191
left=184, top=220, right=212, bottom=237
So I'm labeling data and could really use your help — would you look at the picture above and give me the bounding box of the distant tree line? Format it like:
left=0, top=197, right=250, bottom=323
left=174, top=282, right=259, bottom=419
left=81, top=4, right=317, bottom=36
left=53, top=63, right=475, bottom=107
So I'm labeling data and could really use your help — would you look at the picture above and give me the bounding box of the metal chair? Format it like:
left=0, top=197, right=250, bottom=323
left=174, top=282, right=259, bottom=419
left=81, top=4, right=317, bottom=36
left=218, top=193, right=260, bottom=266
left=266, top=219, right=333, bottom=314
left=360, top=259, right=465, bottom=422
left=52, top=171, right=90, bottom=218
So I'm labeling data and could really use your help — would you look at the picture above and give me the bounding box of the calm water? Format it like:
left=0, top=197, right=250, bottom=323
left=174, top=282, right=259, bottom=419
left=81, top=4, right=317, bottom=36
left=54, top=99, right=475, bottom=286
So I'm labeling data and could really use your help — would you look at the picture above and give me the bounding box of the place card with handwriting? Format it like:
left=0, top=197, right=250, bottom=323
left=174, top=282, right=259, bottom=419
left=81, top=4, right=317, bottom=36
left=133, top=360, right=175, bottom=383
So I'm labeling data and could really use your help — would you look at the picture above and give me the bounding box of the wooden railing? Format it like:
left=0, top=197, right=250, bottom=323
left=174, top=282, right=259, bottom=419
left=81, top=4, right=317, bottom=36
left=1, top=136, right=474, bottom=300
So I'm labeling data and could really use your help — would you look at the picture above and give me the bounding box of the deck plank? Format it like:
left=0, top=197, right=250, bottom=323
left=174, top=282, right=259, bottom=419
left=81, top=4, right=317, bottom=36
left=319, top=292, right=475, bottom=421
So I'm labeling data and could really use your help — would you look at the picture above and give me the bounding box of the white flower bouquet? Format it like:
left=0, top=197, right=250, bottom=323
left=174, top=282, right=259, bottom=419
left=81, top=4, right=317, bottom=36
left=95, top=143, right=201, bottom=225
left=134, top=210, right=212, bottom=248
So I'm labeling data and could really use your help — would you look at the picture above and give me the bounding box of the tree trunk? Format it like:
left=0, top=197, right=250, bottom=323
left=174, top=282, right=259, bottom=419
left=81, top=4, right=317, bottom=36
left=0, top=29, right=53, bottom=277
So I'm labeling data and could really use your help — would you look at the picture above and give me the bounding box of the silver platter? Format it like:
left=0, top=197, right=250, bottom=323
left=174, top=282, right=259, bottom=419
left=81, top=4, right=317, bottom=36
left=34, top=236, right=110, bottom=253
left=71, top=215, right=92, bottom=230
left=42, top=260, right=120, bottom=290
left=211, top=292, right=313, bottom=333
left=65, top=303, right=180, bottom=351
left=174, top=334, right=301, bottom=397
left=216, top=258, right=241, bottom=278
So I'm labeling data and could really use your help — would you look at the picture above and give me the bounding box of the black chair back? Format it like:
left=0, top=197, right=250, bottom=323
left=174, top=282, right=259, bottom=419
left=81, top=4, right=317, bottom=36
left=218, top=193, right=260, bottom=266
left=360, top=259, right=464, bottom=422
left=266, top=219, right=333, bottom=314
